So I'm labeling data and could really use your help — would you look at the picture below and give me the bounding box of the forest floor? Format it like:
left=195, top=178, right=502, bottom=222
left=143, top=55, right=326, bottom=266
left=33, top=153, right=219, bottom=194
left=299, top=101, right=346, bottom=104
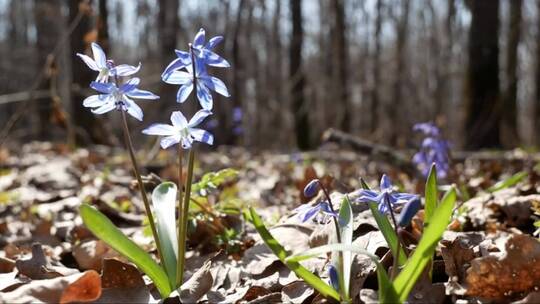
left=0, top=141, right=539, bottom=303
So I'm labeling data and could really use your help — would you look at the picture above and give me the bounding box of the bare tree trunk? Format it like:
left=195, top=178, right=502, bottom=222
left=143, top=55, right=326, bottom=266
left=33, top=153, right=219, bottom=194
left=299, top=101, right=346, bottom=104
left=438, top=0, right=456, bottom=121
left=230, top=0, right=246, bottom=145
left=371, top=0, right=383, bottom=134
left=97, top=0, right=110, bottom=51
left=158, top=0, right=179, bottom=114
left=34, top=0, right=63, bottom=140
left=69, top=0, right=109, bottom=144
left=290, top=0, right=309, bottom=149
left=536, top=0, right=540, bottom=145
left=501, top=0, right=522, bottom=147
left=390, top=0, right=410, bottom=146
left=331, top=0, right=349, bottom=132
left=464, top=0, right=500, bottom=149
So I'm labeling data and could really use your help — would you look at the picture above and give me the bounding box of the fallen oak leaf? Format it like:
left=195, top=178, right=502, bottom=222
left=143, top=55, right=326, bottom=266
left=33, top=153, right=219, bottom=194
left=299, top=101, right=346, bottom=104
left=179, top=260, right=213, bottom=303
left=465, top=234, right=540, bottom=300
left=0, top=270, right=101, bottom=303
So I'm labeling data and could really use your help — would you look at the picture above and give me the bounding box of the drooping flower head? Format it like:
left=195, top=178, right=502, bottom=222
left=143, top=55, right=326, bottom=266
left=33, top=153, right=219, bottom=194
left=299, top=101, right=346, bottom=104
left=412, top=122, right=450, bottom=179
left=142, top=110, right=214, bottom=149
left=294, top=200, right=338, bottom=223
left=161, top=28, right=230, bottom=110
left=77, top=43, right=141, bottom=83
left=83, top=77, right=159, bottom=121
left=327, top=265, right=340, bottom=292
left=353, top=175, right=418, bottom=215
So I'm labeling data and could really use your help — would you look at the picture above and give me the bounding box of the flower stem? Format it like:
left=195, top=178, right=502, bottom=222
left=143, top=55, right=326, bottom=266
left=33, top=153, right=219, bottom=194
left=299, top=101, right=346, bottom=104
left=120, top=111, right=164, bottom=265
left=175, top=146, right=184, bottom=287
left=177, top=148, right=195, bottom=288
left=317, top=181, right=348, bottom=302
left=385, top=197, right=402, bottom=280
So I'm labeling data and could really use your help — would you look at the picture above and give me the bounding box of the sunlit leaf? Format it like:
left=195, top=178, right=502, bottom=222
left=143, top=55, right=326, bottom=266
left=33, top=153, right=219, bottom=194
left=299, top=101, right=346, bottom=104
left=151, top=182, right=179, bottom=288
left=424, top=164, right=438, bottom=224
left=79, top=204, right=171, bottom=298
left=487, top=171, right=528, bottom=193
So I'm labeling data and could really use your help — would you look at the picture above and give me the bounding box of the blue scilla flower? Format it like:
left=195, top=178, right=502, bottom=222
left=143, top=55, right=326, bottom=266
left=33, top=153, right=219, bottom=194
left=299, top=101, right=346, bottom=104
left=295, top=200, right=338, bottom=223
left=77, top=43, right=140, bottom=83
left=162, top=56, right=230, bottom=110
left=142, top=110, right=214, bottom=149
left=327, top=265, right=340, bottom=292
left=83, top=77, right=159, bottom=121
left=162, top=28, right=230, bottom=76
left=412, top=122, right=450, bottom=179
left=353, top=175, right=418, bottom=215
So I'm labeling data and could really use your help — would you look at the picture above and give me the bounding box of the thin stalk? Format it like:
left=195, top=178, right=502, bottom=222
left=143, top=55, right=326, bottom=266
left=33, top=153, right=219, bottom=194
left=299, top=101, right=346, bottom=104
left=317, top=181, right=348, bottom=302
left=177, top=148, right=195, bottom=287
left=385, top=196, right=402, bottom=280
left=120, top=111, right=164, bottom=265
left=176, top=44, right=200, bottom=288
left=175, top=146, right=184, bottom=287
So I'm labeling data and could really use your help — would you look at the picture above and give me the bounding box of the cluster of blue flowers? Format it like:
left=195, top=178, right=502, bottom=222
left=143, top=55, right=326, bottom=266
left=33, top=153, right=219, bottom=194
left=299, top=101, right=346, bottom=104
left=77, top=28, right=230, bottom=150
left=412, top=122, right=450, bottom=179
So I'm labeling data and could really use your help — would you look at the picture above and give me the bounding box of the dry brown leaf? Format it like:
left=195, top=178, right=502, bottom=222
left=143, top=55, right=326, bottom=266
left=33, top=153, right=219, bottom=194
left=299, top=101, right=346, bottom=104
left=15, top=243, right=63, bottom=280
left=237, top=285, right=272, bottom=303
left=180, top=260, right=213, bottom=303
left=0, top=270, right=101, bottom=303
left=281, top=281, right=314, bottom=304
left=465, top=234, right=540, bottom=300
left=96, top=259, right=154, bottom=303
left=73, top=240, right=114, bottom=271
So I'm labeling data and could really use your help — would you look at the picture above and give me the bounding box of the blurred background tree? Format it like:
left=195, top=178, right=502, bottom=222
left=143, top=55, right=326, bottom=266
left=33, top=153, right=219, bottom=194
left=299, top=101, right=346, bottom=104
left=0, top=0, right=538, bottom=151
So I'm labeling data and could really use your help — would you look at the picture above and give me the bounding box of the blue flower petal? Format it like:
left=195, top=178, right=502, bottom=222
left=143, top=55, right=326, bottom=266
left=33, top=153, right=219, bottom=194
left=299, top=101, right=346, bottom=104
left=161, top=135, right=181, bottom=149
left=190, top=128, right=214, bottom=145
left=196, top=83, right=213, bottom=110
left=380, top=175, right=392, bottom=191
left=91, top=102, right=115, bottom=115
left=193, top=28, right=206, bottom=48
left=90, top=82, right=115, bottom=94
left=120, top=77, right=140, bottom=93
left=124, top=97, right=143, bottom=121
left=91, top=43, right=107, bottom=68
left=83, top=94, right=111, bottom=108
left=142, top=123, right=176, bottom=136
left=170, top=111, right=188, bottom=129
left=176, top=83, right=194, bottom=103
left=126, top=88, right=159, bottom=100
left=201, top=75, right=230, bottom=97
left=113, top=63, right=141, bottom=76
left=77, top=54, right=99, bottom=71
left=163, top=71, right=192, bottom=85
left=206, top=36, right=223, bottom=49
left=162, top=56, right=191, bottom=78
left=188, top=109, right=212, bottom=127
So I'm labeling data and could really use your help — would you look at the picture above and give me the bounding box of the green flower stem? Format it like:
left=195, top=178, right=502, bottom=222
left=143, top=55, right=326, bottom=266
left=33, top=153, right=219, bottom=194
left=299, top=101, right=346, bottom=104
left=177, top=148, right=195, bottom=288
left=317, top=181, right=348, bottom=302
left=120, top=110, right=164, bottom=267
left=385, top=197, right=403, bottom=280
left=175, top=146, right=184, bottom=287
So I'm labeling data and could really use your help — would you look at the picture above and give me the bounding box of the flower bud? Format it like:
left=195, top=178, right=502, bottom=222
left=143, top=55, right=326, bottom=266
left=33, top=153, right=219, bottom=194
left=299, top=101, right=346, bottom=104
left=328, top=265, right=340, bottom=292
left=398, top=198, right=421, bottom=227
left=303, top=179, right=320, bottom=198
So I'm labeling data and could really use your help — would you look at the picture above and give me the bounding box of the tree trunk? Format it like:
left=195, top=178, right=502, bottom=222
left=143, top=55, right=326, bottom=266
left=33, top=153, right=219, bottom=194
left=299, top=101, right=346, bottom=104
left=390, top=0, right=410, bottom=146
left=536, top=0, right=540, bottom=145
left=34, top=0, right=63, bottom=139
left=501, top=0, right=522, bottom=147
left=69, top=0, right=109, bottom=145
left=290, top=0, right=309, bottom=149
left=331, top=0, right=349, bottom=132
left=371, top=0, right=383, bottom=134
left=465, top=0, right=500, bottom=149
left=230, top=0, right=246, bottom=145
left=158, top=0, right=180, bottom=114
left=97, top=0, right=110, bottom=51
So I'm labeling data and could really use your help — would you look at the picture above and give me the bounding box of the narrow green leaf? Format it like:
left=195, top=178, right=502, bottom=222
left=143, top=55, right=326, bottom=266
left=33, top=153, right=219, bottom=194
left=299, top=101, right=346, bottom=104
left=249, top=207, right=340, bottom=301
left=151, top=182, right=178, bottom=288
left=487, top=171, right=528, bottom=193
left=338, top=197, right=353, bottom=300
left=360, top=178, right=407, bottom=265
left=80, top=204, right=171, bottom=298
left=393, top=187, right=456, bottom=302
left=424, top=164, right=438, bottom=224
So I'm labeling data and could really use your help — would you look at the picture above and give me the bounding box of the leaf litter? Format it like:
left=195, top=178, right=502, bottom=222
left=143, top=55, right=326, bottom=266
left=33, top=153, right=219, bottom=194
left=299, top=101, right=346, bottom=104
left=0, top=142, right=540, bottom=303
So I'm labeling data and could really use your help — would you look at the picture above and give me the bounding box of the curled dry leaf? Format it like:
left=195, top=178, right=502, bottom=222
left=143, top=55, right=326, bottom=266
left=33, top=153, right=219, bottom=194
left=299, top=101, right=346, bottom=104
left=0, top=270, right=101, bottom=303
left=72, top=240, right=115, bottom=271
left=281, top=281, right=314, bottom=304
left=465, top=234, right=540, bottom=300
left=15, top=243, right=76, bottom=280
left=180, top=260, right=214, bottom=303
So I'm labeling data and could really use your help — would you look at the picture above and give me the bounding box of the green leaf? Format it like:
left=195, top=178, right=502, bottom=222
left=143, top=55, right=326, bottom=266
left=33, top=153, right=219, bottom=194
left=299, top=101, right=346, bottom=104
left=424, top=164, right=438, bottom=224
left=338, top=196, right=353, bottom=300
left=360, top=178, right=407, bottom=266
left=151, top=182, right=179, bottom=288
left=248, top=207, right=340, bottom=301
left=80, top=204, right=171, bottom=298
left=191, top=168, right=239, bottom=194
left=487, top=171, right=528, bottom=193
left=393, top=186, right=456, bottom=302
left=286, top=243, right=399, bottom=304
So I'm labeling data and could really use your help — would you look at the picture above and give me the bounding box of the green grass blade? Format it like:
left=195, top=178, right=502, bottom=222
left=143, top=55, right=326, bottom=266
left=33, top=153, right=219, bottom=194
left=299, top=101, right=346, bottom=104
left=424, top=164, right=438, bottom=224
left=249, top=207, right=340, bottom=301
left=80, top=204, right=171, bottom=298
left=151, top=182, right=179, bottom=288
left=360, top=178, right=407, bottom=265
left=393, top=187, right=456, bottom=302
left=487, top=171, right=528, bottom=193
